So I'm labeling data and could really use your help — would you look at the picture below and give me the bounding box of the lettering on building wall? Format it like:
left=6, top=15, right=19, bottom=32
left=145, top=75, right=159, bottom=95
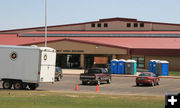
left=56, top=50, right=84, bottom=53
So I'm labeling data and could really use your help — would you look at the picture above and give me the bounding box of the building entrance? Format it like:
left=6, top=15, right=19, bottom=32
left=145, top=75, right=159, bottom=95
left=56, top=54, right=80, bottom=69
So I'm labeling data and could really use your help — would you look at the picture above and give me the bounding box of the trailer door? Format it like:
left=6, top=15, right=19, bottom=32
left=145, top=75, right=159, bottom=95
left=39, top=48, right=56, bottom=82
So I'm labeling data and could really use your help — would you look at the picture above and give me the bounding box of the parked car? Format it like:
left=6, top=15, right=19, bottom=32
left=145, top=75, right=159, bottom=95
left=80, top=68, right=111, bottom=85
left=136, top=72, right=160, bottom=86
left=55, top=67, right=63, bottom=81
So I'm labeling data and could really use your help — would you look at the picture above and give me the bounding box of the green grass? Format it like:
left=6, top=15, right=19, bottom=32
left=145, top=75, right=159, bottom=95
left=169, top=71, right=180, bottom=76
left=0, top=91, right=164, bottom=108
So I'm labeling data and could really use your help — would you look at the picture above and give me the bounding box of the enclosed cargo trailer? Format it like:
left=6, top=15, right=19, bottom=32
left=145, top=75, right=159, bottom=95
left=0, top=45, right=56, bottom=90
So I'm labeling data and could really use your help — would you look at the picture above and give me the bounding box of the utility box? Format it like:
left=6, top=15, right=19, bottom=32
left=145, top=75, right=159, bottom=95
left=117, top=59, right=125, bottom=74
left=110, top=59, right=118, bottom=74
left=125, top=60, right=137, bottom=75
left=156, top=60, right=169, bottom=76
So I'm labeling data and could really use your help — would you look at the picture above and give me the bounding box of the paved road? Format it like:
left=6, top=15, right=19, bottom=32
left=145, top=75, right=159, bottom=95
left=0, top=75, right=179, bottom=96
left=37, top=75, right=180, bottom=96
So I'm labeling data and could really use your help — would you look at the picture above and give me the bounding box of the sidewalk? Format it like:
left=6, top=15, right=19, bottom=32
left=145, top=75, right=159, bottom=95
left=62, top=69, right=84, bottom=75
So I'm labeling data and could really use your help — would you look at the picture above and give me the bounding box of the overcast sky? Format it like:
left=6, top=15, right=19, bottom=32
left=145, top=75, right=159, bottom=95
left=0, top=0, right=180, bottom=30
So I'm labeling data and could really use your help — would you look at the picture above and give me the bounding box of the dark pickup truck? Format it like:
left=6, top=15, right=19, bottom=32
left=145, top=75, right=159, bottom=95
left=80, top=68, right=111, bottom=85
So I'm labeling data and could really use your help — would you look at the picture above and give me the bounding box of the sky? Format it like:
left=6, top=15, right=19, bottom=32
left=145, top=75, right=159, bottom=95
left=0, top=0, right=180, bottom=30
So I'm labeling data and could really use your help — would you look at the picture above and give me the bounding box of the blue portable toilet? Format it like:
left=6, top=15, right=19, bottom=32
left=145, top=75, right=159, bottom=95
left=152, top=60, right=159, bottom=74
left=110, top=59, right=118, bottom=74
left=149, top=60, right=156, bottom=72
left=156, top=60, right=169, bottom=76
left=117, top=59, right=125, bottom=74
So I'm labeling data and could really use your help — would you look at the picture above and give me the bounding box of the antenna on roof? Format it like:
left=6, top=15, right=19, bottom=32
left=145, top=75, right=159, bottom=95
left=44, top=0, right=47, bottom=47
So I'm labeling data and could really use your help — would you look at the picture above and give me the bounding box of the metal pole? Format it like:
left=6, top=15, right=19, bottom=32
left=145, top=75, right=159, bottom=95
left=45, top=0, right=47, bottom=47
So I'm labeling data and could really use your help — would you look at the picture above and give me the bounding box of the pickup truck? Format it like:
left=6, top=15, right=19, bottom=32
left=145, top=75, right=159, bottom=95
left=80, top=68, right=111, bottom=85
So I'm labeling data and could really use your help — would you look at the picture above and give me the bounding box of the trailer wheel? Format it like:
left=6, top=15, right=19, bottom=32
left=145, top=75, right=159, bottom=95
left=13, top=81, right=23, bottom=90
left=22, top=83, right=27, bottom=90
left=29, top=84, right=38, bottom=90
left=2, top=81, right=12, bottom=89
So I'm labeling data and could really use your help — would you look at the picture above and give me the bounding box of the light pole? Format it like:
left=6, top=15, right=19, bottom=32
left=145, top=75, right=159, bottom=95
left=45, top=0, right=47, bottom=47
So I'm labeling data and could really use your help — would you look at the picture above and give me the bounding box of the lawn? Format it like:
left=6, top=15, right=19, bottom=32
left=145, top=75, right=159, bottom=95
left=0, top=91, right=164, bottom=108
left=169, top=71, right=180, bottom=76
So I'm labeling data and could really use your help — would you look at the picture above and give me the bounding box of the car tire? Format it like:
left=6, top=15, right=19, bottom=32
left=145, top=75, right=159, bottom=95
left=97, top=80, right=101, bottom=86
left=82, top=81, right=87, bottom=85
left=157, top=81, right=160, bottom=85
left=107, top=79, right=111, bottom=84
left=151, top=81, right=155, bottom=86
left=57, top=76, right=60, bottom=81
left=3, top=81, right=12, bottom=89
left=13, top=81, right=22, bottom=90
left=136, top=83, right=139, bottom=86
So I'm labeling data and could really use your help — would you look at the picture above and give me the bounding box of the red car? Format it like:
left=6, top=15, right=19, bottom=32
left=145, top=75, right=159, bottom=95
left=136, top=72, right=160, bottom=86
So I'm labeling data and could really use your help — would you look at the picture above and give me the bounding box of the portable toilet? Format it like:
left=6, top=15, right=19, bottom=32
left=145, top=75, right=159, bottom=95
left=156, top=60, right=169, bottom=76
left=117, top=59, right=125, bottom=74
left=125, top=60, right=137, bottom=75
left=152, top=60, right=159, bottom=74
left=110, top=59, right=118, bottom=74
left=149, top=60, right=156, bottom=72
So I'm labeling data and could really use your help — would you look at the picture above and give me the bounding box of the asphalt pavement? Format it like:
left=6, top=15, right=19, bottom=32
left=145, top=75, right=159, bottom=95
left=37, top=75, right=180, bottom=96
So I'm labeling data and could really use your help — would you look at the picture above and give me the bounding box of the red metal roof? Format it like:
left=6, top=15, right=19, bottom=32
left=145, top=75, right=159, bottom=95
left=20, top=31, right=180, bottom=35
left=1, top=33, right=180, bottom=50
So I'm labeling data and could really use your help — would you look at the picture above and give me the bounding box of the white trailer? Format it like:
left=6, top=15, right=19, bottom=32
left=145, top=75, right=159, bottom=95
left=0, top=45, right=56, bottom=90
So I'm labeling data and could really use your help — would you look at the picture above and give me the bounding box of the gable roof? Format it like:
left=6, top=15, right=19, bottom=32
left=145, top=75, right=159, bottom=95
left=1, top=33, right=180, bottom=50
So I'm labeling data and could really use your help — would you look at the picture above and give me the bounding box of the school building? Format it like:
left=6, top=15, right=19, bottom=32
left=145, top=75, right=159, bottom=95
left=1, top=17, right=180, bottom=70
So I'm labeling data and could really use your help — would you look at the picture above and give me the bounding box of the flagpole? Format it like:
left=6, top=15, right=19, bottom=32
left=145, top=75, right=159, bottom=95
left=45, top=0, right=47, bottom=47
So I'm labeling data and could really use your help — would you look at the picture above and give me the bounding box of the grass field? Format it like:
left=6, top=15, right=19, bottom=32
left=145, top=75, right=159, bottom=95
left=0, top=90, right=164, bottom=108
left=169, top=71, right=180, bottom=76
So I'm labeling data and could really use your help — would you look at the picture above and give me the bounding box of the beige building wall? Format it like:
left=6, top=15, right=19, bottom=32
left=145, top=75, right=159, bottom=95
left=47, top=25, right=85, bottom=31
left=36, top=40, right=127, bottom=55
left=152, top=24, right=180, bottom=31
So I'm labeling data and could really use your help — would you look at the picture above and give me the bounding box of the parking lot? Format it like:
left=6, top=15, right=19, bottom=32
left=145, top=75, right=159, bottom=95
left=35, top=75, right=180, bottom=96
left=0, top=75, right=179, bottom=96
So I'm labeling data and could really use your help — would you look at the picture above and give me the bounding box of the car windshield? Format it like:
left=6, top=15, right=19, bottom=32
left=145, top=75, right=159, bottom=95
left=88, top=69, right=101, bottom=74
left=139, top=73, right=151, bottom=77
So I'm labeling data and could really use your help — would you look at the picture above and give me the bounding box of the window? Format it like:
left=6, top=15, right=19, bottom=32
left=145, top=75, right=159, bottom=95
left=152, top=73, right=157, bottom=77
left=140, top=23, right=144, bottom=27
left=134, top=23, right=138, bottom=27
left=132, top=57, right=145, bottom=68
left=104, top=23, right=108, bottom=27
left=127, top=23, right=131, bottom=27
left=139, top=73, right=151, bottom=77
left=98, top=23, right=101, bottom=27
left=91, top=23, right=95, bottom=27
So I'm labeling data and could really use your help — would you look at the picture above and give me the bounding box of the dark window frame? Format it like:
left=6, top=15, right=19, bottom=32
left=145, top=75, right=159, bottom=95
left=97, top=23, right=101, bottom=27
left=127, top=23, right=131, bottom=27
left=140, top=23, right=144, bottom=27
left=134, top=23, right=138, bottom=27
left=104, top=23, right=108, bottom=27
left=91, top=23, right=96, bottom=28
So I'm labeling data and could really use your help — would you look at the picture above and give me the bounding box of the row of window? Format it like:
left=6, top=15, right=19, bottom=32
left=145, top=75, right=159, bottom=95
left=91, top=23, right=108, bottom=28
left=91, top=23, right=145, bottom=28
left=127, top=23, right=144, bottom=27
